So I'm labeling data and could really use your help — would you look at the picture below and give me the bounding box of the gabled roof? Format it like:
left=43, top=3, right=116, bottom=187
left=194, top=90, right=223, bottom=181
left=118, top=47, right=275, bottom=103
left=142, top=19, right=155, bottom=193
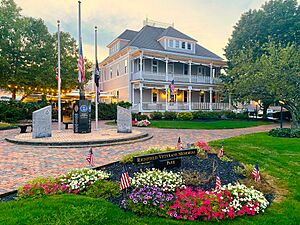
left=157, top=26, right=197, bottom=42
left=106, top=25, right=223, bottom=61
left=117, top=29, right=138, bottom=41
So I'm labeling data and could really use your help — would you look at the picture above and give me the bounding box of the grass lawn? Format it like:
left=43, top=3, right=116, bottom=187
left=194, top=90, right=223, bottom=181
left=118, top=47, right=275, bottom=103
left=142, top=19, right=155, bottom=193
left=0, top=133, right=299, bottom=224
left=149, top=120, right=271, bottom=129
left=0, top=122, right=17, bottom=130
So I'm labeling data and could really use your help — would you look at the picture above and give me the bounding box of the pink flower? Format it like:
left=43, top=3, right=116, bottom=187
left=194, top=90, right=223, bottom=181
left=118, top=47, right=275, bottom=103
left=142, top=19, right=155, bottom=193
left=73, top=189, right=79, bottom=194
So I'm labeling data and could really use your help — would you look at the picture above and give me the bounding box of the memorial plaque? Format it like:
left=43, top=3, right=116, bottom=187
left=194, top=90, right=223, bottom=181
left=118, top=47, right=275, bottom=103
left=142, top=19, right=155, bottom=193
left=154, top=158, right=181, bottom=169
left=133, top=149, right=197, bottom=164
left=117, top=106, right=132, bottom=133
left=32, top=105, right=52, bottom=138
left=73, top=100, right=91, bottom=133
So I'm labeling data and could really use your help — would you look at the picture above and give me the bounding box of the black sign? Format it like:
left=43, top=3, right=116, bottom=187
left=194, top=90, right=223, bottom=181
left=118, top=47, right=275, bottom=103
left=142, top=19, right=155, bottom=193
left=133, top=149, right=197, bottom=164
left=154, top=158, right=181, bottom=169
left=73, top=100, right=91, bottom=133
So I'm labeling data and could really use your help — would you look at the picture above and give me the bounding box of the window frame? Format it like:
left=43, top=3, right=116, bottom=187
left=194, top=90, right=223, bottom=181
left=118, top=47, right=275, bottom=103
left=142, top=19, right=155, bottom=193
left=152, top=59, right=158, bottom=74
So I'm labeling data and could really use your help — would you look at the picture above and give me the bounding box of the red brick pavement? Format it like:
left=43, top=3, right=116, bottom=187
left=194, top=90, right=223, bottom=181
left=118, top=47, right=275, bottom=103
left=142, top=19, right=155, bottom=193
left=0, top=121, right=280, bottom=194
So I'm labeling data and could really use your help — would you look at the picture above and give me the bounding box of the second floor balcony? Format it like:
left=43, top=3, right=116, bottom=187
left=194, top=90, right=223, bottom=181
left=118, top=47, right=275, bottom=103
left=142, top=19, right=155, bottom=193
left=132, top=71, right=221, bottom=84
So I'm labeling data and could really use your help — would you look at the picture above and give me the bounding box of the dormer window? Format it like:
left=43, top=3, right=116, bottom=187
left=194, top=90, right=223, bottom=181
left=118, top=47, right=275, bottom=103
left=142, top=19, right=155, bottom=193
left=181, top=42, right=185, bottom=49
left=175, top=40, right=179, bottom=48
left=168, top=39, right=173, bottom=48
left=187, top=43, right=191, bottom=50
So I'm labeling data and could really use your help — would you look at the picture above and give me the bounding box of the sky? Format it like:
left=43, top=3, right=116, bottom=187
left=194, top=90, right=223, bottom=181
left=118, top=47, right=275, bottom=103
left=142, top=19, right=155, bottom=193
left=15, top=0, right=273, bottom=62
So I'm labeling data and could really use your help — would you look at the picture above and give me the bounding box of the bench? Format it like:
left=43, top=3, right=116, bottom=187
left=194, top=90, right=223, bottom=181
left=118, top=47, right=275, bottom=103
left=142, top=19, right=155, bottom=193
left=63, top=121, right=72, bottom=129
left=18, top=123, right=32, bottom=133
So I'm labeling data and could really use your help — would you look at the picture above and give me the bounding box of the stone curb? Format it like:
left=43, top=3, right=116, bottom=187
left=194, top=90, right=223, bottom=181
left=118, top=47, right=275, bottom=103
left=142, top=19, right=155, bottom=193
left=5, top=132, right=151, bottom=148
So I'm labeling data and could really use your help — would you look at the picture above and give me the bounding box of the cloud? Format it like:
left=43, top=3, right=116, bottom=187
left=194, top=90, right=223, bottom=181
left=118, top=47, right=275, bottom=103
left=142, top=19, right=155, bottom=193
left=15, top=0, right=271, bottom=60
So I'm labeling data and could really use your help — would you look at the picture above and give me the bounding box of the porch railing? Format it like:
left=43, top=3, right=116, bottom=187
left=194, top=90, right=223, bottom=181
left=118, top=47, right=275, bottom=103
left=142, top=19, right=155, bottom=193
left=138, top=102, right=229, bottom=111
left=132, top=71, right=220, bottom=84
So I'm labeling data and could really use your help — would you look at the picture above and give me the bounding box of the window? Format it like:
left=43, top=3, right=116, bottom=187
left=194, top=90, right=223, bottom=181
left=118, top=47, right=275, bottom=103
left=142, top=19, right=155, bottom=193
left=152, top=59, right=158, bottom=73
left=152, top=91, right=158, bottom=102
left=124, top=59, right=128, bottom=74
left=116, top=90, right=120, bottom=99
left=183, top=64, right=188, bottom=75
left=175, top=40, right=179, bottom=48
left=200, top=92, right=205, bottom=102
left=183, top=91, right=188, bottom=103
left=168, top=39, right=174, bottom=48
left=181, top=41, right=186, bottom=49
left=187, top=43, right=191, bottom=50
left=103, top=69, right=106, bottom=80
left=109, top=68, right=112, bottom=79
left=116, top=64, right=120, bottom=76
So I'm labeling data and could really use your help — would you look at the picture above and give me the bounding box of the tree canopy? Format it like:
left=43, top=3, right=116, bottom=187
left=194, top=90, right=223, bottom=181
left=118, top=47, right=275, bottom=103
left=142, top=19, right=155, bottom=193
left=0, top=0, right=91, bottom=100
left=223, top=0, right=300, bottom=127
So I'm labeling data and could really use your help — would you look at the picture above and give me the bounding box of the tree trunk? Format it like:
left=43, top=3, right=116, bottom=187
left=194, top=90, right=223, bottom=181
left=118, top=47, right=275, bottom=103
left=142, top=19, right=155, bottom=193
left=12, top=89, right=16, bottom=100
left=20, top=94, right=28, bottom=102
left=284, top=103, right=299, bottom=130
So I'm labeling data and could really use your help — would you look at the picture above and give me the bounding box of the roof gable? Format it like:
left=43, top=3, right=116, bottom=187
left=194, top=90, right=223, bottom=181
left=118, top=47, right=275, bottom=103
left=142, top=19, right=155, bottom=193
left=157, top=26, right=197, bottom=42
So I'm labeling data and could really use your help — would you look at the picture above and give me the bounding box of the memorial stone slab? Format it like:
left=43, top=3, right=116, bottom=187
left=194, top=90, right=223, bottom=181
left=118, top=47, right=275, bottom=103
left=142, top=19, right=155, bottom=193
left=117, top=106, right=132, bottom=133
left=32, top=105, right=52, bottom=138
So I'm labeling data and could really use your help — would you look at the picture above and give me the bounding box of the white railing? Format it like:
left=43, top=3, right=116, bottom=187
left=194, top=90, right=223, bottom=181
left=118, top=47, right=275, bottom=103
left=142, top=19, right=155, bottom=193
left=139, top=102, right=229, bottom=111
left=132, top=71, right=220, bottom=84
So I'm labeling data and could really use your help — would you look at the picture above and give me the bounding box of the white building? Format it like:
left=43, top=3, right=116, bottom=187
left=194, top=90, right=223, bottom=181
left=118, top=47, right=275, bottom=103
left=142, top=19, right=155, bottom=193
left=99, top=24, right=229, bottom=112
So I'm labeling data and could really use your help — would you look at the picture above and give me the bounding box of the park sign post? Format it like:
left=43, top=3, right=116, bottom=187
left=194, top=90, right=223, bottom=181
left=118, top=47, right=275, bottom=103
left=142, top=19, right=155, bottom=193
left=133, top=149, right=197, bottom=169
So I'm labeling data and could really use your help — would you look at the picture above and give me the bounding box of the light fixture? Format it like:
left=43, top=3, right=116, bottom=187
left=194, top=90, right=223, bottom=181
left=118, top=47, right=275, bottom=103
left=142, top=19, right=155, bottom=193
left=200, top=90, right=205, bottom=95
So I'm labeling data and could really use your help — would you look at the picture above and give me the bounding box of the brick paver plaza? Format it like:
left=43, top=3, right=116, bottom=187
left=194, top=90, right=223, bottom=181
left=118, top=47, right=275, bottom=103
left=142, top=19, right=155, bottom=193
left=0, top=122, right=279, bottom=194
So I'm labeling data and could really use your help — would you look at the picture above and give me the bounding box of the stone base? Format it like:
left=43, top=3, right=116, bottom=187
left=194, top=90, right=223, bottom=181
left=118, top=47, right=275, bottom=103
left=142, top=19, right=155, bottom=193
left=5, top=128, right=151, bottom=148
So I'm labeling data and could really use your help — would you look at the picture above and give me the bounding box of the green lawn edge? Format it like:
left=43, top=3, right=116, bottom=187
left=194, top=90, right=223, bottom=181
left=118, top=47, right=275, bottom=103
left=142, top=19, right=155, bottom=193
left=0, top=133, right=299, bottom=225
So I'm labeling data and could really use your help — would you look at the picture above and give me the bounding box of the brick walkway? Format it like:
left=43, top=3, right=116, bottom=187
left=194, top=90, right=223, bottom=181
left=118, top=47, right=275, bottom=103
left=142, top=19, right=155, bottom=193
left=0, top=121, right=279, bottom=194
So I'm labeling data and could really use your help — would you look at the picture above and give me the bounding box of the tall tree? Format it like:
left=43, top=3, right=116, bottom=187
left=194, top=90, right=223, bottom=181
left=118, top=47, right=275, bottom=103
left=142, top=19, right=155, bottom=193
left=0, top=0, right=92, bottom=100
left=224, top=0, right=300, bottom=118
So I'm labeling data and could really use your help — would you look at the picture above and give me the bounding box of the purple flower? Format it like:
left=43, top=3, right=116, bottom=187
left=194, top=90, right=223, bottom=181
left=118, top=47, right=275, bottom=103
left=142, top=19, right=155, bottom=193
left=133, top=199, right=138, bottom=204
left=143, top=200, right=147, bottom=204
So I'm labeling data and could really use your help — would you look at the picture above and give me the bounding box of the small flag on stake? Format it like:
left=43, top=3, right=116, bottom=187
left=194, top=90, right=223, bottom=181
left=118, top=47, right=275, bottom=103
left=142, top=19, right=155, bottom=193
left=177, top=137, right=183, bottom=150
left=217, top=142, right=224, bottom=158
left=252, top=161, right=260, bottom=182
left=86, top=147, right=95, bottom=167
left=120, top=165, right=131, bottom=191
left=215, top=168, right=221, bottom=189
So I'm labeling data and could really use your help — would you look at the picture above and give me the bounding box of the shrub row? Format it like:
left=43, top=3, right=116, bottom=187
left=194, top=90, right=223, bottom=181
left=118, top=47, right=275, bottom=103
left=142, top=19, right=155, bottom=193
left=149, top=111, right=248, bottom=121
left=268, top=128, right=300, bottom=138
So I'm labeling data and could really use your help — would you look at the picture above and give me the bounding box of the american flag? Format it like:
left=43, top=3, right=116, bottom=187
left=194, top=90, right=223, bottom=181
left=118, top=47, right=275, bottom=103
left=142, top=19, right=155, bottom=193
left=217, top=143, right=224, bottom=158
left=77, top=40, right=85, bottom=83
left=177, top=137, right=183, bottom=150
left=86, top=147, right=95, bottom=167
left=120, top=165, right=130, bottom=191
left=94, top=59, right=100, bottom=87
left=215, top=169, right=221, bottom=189
left=55, top=66, right=59, bottom=81
left=252, top=161, right=260, bottom=182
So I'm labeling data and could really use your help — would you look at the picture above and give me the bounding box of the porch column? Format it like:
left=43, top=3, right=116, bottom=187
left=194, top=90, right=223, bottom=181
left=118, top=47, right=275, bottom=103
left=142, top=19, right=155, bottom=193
left=139, top=52, right=143, bottom=80
left=210, top=63, right=213, bottom=84
left=209, top=87, right=213, bottom=111
left=128, top=56, right=132, bottom=103
left=132, top=84, right=135, bottom=105
left=139, top=83, right=143, bottom=112
left=165, top=85, right=168, bottom=111
left=188, top=86, right=192, bottom=111
left=189, top=60, right=192, bottom=83
left=165, top=57, right=168, bottom=81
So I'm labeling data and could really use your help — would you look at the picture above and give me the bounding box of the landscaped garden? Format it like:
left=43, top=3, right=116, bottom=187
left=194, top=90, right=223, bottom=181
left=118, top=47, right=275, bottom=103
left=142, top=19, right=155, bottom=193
left=1, top=132, right=299, bottom=225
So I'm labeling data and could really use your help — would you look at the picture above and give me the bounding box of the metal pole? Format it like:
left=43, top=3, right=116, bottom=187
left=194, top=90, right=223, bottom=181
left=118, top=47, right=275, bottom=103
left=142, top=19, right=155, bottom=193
left=256, top=105, right=258, bottom=119
left=280, top=105, right=283, bottom=128
left=57, top=20, right=61, bottom=132
left=78, top=0, right=85, bottom=99
left=95, top=26, right=99, bottom=130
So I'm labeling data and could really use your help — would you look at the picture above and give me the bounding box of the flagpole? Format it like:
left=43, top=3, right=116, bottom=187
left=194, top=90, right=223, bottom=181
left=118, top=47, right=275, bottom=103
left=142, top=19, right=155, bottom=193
left=95, top=26, right=99, bottom=130
left=78, top=0, right=85, bottom=100
left=57, top=20, right=61, bottom=132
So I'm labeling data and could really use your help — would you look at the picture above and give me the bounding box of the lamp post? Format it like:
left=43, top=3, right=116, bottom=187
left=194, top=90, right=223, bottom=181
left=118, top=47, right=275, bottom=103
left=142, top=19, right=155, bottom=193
left=254, top=101, right=259, bottom=119
left=279, top=100, right=285, bottom=128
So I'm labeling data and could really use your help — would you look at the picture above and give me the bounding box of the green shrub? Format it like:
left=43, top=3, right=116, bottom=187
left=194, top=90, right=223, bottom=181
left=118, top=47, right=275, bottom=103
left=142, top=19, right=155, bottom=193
left=235, top=112, right=249, bottom=120
left=132, top=113, right=149, bottom=121
left=85, top=180, right=120, bottom=199
left=233, top=166, right=245, bottom=175
left=176, top=112, right=193, bottom=120
left=268, top=128, right=300, bottom=138
left=150, top=111, right=163, bottom=120
left=219, top=155, right=233, bottom=162
left=163, top=111, right=177, bottom=120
